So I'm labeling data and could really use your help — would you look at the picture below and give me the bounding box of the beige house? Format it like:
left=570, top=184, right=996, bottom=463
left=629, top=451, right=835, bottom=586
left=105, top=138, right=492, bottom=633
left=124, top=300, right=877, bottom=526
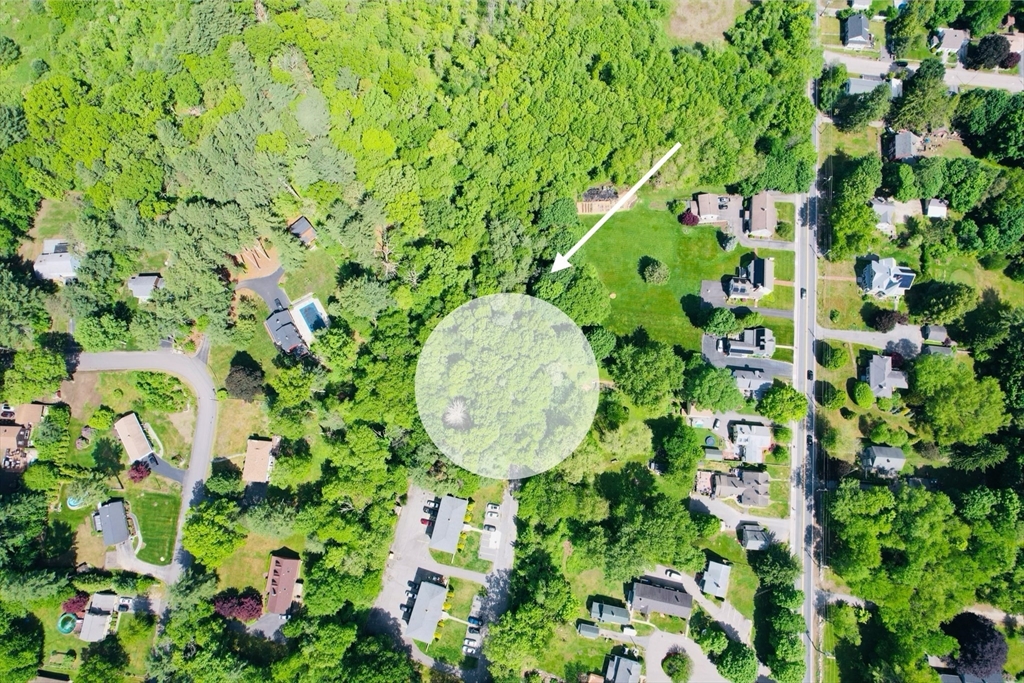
left=242, top=438, right=276, bottom=483
left=113, top=413, right=154, bottom=462
left=747, top=192, right=777, bottom=238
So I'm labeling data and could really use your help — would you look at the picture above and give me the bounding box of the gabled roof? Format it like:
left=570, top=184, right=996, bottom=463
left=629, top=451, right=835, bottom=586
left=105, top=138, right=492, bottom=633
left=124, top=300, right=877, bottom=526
left=846, top=75, right=885, bottom=95
left=265, top=554, right=300, bottom=615
left=605, top=655, right=642, bottom=683
left=113, top=413, right=154, bottom=462
left=842, top=13, right=872, bottom=44
left=732, top=369, right=772, bottom=398
left=738, top=522, right=770, bottom=550
left=98, top=501, right=129, bottom=546
left=702, top=561, right=731, bottom=598
left=862, top=257, right=916, bottom=297
left=265, top=310, right=305, bottom=353
left=866, top=354, right=908, bottom=398
left=33, top=251, right=79, bottom=281
left=870, top=198, right=896, bottom=224
left=922, top=324, right=947, bottom=341
left=748, top=192, right=777, bottom=235
left=891, top=131, right=921, bottom=160
left=732, top=423, right=772, bottom=464
left=922, top=344, right=953, bottom=356
left=590, top=602, right=630, bottom=624
left=864, top=446, right=906, bottom=473
left=630, top=581, right=693, bottom=619
left=80, top=610, right=111, bottom=642
left=127, top=273, right=162, bottom=301
left=406, top=581, right=446, bottom=642
left=727, top=327, right=776, bottom=358
left=429, top=495, right=468, bottom=554
left=577, top=622, right=600, bottom=638
left=289, top=216, right=317, bottom=245
left=748, top=257, right=774, bottom=292
left=926, top=198, right=949, bottom=218
left=936, top=27, right=970, bottom=51
left=242, top=438, right=275, bottom=483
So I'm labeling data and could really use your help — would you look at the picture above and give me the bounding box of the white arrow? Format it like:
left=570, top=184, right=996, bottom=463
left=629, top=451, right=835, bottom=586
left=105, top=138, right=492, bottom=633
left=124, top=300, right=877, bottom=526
left=551, top=142, right=682, bottom=273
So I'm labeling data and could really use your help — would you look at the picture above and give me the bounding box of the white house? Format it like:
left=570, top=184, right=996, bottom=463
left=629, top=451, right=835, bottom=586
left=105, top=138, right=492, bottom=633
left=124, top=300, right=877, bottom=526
left=33, top=239, right=79, bottom=284
left=925, top=198, right=949, bottom=219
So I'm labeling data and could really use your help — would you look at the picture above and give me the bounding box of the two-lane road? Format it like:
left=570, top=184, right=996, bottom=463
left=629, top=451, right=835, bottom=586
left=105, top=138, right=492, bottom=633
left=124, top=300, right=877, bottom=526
left=823, top=49, right=1024, bottom=93
left=76, top=350, right=218, bottom=584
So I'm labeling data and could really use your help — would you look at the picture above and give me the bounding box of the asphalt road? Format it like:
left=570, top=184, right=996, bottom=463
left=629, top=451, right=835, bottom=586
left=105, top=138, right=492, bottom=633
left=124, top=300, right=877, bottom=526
left=822, top=49, right=1024, bottom=93
left=77, top=349, right=218, bottom=584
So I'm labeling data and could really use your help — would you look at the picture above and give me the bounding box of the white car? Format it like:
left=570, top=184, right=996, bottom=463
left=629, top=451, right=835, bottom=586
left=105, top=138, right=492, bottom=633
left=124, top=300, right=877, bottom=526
left=486, top=503, right=500, bottom=512
left=485, top=510, right=499, bottom=520
left=665, top=569, right=681, bottom=579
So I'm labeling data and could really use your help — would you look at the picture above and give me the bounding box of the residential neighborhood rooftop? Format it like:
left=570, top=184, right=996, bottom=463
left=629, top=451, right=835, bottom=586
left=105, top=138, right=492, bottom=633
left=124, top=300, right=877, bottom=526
left=113, top=413, right=154, bottom=463
left=863, top=446, right=906, bottom=474
left=865, top=354, right=909, bottom=398
left=265, top=554, right=301, bottom=615
left=242, top=438, right=276, bottom=484
left=629, top=581, right=693, bottom=619
left=429, top=495, right=468, bottom=554
left=702, top=561, right=732, bottom=599
left=98, top=500, right=130, bottom=547
left=405, top=580, right=447, bottom=643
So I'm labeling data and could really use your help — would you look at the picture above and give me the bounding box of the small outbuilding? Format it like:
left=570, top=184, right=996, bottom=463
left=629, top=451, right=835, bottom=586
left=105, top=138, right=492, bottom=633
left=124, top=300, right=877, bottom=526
left=577, top=622, right=601, bottom=639
left=925, top=198, right=949, bottom=219
left=701, top=561, right=732, bottom=599
left=289, top=216, right=317, bottom=246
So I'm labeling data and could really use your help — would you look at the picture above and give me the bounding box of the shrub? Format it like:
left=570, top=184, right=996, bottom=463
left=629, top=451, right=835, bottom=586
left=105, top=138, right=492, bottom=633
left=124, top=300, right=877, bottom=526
left=829, top=309, right=840, bottom=323
left=662, top=651, right=693, bottom=683
left=716, top=641, right=758, bottom=683
left=820, top=382, right=846, bottom=409
left=680, top=209, right=699, bottom=226
left=821, top=343, right=849, bottom=369
left=127, top=461, right=151, bottom=483
left=773, top=425, right=792, bottom=444
left=0, top=37, right=21, bottom=67
left=642, top=258, right=670, bottom=284
left=213, top=589, right=263, bottom=622
left=872, top=309, right=908, bottom=332
left=89, top=405, right=116, bottom=430
left=224, top=365, right=265, bottom=402
left=62, top=592, right=89, bottom=613
left=852, top=381, right=874, bottom=408
left=1002, top=52, right=1021, bottom=69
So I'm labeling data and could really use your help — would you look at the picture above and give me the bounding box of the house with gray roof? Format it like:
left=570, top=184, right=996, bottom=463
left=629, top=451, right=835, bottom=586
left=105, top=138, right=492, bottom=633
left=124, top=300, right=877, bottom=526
left=738, top=522, right=770, bottom=550
left=628, top=581, right=693, bottom=619
left=726, top=327, right=776, bottom=358
left=842, top=13, right=873, bottom=48
left=33, top=240, right=79, bottom=284
left=728, top=256, right=774, bottom=300
left=605, top=655, right=642, bottom=683
left=889, top=130, right=921, bottom=161
left=127, top=274, right=163, bottom=302
left=713, top=473, right=745, bottom=500
left=864, top=354, right=908, bottom=398
left=870, top=198, right=897, bottom=238
left=405, top=581, right=447, bottom=643
left=577, top=622, right=600, bottom=639
left=98, top=500, right=130, bottom=546
left=693, top=193, right=743, bottom=230
left=859, top=256, right=916, bottom=298
left=714, top=470, right=770, bottom=507
left=732, top=368, right=773, bottom=399
left=265, top=309, right=306, bottom=354
left=732, top=423, right=773, bottom=464
left=926, top=198, right=949, bottom=219
left=933, top=28, right=970, bottom=58
left=428, top=495, right=468, bottom=554
left=846, top=75, right=884, bottom=95
left=863, top=446, right=906, bottom=475
left=747, top=192, right=777, bottom=237
left=922, top=325, right=948, bottom=342
left=590, top=602, right=630, bottom=625
left=701, top=561, right=732, bottom=599
left=922, top=344, right=953, bottom=356
left=80, top=593, right=118, bottom=642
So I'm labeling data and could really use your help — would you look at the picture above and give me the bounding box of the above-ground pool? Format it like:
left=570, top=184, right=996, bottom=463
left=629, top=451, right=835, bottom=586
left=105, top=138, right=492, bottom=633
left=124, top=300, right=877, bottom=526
left=57, top=613, right=77, bottom=634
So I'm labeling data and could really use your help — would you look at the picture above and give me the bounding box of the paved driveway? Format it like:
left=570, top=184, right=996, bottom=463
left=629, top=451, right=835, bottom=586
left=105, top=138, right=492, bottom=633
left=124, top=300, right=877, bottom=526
left=700, top=280, right=794, bottom=320
left=816, top=323, right=922, bottom=356
left=142, top=453, right=185, bottom=485
left=702, top=334, right=794, bottom=379
left=689, top=495, right=791, bottom=543
left=76, top=349, right=218, bottom=584
left=237, top=267, right=290, bottom=312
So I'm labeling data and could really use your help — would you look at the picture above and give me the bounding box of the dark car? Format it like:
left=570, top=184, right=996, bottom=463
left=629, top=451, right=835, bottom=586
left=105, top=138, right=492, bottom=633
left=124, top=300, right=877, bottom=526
left=423, top=506, right=437, bottom=514
left=807, top=369, right=814, bottom=381
left=467, top=616, right=482, bottom=626
left=468, top=627, right=480, bottom=635
left=807, top=434, right=814, bottom=448
left=483, top=524, right=497, bottom=532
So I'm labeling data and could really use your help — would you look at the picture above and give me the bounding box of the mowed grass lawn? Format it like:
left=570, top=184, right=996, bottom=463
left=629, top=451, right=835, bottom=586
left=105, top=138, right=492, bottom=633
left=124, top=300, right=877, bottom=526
left=535, top=622, right=612, bottom=681
left=701, top=532, right=759, bottom=621
left=579, top=205, right=755, bottom=351
left=445, top=578, right=479, bottom=621
left=125, top=487, right=181, bottom=565
left=218, top=531, right=306, bottom=592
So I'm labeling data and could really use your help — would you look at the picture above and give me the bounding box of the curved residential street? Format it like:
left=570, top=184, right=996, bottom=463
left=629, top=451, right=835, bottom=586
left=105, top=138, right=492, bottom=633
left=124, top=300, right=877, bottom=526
left=76, top=349, right=219, bottom=584
left=823, top=49, right=1024, bottom=93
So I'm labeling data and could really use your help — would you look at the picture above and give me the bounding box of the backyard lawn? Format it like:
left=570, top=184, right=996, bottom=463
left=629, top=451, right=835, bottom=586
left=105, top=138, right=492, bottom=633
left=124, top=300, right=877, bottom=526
left=701, top=532, right=759, bottom=621
left=279, top=245, right=340, bottom=304
left=430, top=532, right=492, bottom=574
left=764, top=316, right=795, bottom=364
left=819, top=123, right=881, bottom=165
left=535, top=622, right=611, bottom=681
left=118, top=612, right=158, bottom=676
left=579, top=204, right=759, bottom=351
left=124, top=485, right=181, bottom=566
left=218, top=530, right=306, bottom=592
left=445, top=578, right=479, bottom=621
left=422, top=617, right=475, bottom=670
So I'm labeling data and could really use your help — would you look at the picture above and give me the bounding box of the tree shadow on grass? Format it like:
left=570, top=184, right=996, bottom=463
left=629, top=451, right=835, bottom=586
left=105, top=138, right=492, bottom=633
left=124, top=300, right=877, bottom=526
left=92, top=437, right=126, bottom=477
left=229, top=350, right=262, bottom=372
left=680, top=294, right=707, bottom=327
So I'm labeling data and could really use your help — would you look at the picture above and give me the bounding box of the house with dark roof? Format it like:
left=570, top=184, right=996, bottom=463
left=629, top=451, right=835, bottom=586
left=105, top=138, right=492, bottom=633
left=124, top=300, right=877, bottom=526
left=842, top=13, right=873, bottom=49
left=732, top=368, right=773, bottom=400
left=265, top=309, right=306, bottom=354
left=701, top=561, right=732, bottom=599
left=628, top=581, right=693, bottom=619
left=406, top=580, right=447, bottom=642
left=922, top=325, right=948, bottom=343
left=590, top=602, right=630, bottom=625
left=863, top=354, right=908, bottom=398
left=726, top=327, right=776, bottom=358
left=265, top=554, right=301, bottom=615
left=289, top=216, right=317, bottom=247
left=922, top=344, right=953, bottom=356
left=97, top=501, right=130, bottom=547
left=738, top=522, right=770, bottom=550
left=429, top=495, right=468, bottom=555
left=605, top=655, right=642, bottom=683
left=713, top=470, right=770, bottom=507
left=863, top=446, right=906, bottom=475
left=859, top=257, right=916, bottom=298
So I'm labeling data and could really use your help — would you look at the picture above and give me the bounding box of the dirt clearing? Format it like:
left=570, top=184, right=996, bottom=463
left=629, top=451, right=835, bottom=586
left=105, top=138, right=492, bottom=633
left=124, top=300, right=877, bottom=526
left=666, top=0, right=749, bottom=44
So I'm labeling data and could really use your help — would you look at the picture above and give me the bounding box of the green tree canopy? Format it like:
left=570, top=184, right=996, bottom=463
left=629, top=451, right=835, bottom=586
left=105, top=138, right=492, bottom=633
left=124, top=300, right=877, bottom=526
left=757, top=381, right=809, bottom=422
left=910, top=353, right=1008, bottom=445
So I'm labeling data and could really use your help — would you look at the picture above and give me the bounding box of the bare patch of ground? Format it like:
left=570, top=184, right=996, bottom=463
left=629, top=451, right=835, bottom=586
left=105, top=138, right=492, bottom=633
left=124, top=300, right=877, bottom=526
left=166, top=408, right=196, bottom=444
left=75, top=516, right=108, bottom=568
left=60, top=373, right=101, bottom=420
left=666, top=0, right=749, bottom=44
left=234, top=239, right=282, bottom=281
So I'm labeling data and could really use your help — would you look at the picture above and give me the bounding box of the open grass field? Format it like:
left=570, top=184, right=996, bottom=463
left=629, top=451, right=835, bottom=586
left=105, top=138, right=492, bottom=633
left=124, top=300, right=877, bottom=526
left=761, top=284, right=795, bottom=311
left=925, top=253, right=1024, bottom=308
left=124, top=486, right=181, bottom=565
left=430, top=532, right=492, bottom=574
left=535, top=622, right=610, bottom=681
left=649, top=612, right=688, bottom=634
left=118, top=612, right=158, bottom=676
left=445, top=578, right=479, bottom=621
left=819, top=123, right=881, bottom=165
left=665, top=0, right=749, bottom=45
left=279, top=245, right=340, bottom=304
left=218, top=530, right=306, bottom=592
left=34, top=601, right=87, bottom=675
left=701, top=532, right=758, bottom=620
left=213, top=398, right=269, bottom=457
left=579, top=205, right=758, bottom=351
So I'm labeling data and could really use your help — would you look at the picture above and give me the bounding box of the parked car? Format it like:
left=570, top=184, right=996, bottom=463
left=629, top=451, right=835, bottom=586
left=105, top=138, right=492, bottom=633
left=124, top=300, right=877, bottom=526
left=420, top=518, right=432, bottom=525
left=807, top=434, right=814, bottom=448
left=468, top=627, right=480, bottom=635
left=665, top=569, right=680, bottom=578
left=405, top=590, right=416, bottom=599
left=486, top=503, right=500, bottom=512
left=400, top=604, right=408, bottom=611
left=424, top=498, right=439, bottom=509
left=467, top=616, right=482, bottom=626
left=716, top=338, right=723, bottom=352
left=463, top=638, right=477, bottom=646
left=712, top=419, right=721, bottom=430
left=462, top=646, right=477, bottom=655
left=807, top=369, right=814, bottom=380
left=485, top=510, right=499, bottom=519
left=423, top=506, right=437, bottom=514
left=801, top=288, right=806, bottom=299
left=483, top=524, right=497, bottom=532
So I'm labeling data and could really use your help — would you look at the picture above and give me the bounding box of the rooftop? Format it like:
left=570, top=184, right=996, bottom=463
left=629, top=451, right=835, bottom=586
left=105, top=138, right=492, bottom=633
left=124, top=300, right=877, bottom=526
left=406, top=581, right=447, bottom=643
left=242, top=438, right=275, bottom=483
left=866, top=354, right=908, bottom=398
left=429, top=495, right=468, bottom=554
left=727, top=327, right=776, bottom=358
left=630, top=581, right=693, bottom=619
left=864, top=445, right=906, bottom=473
left=265, top=310, right=306, bottom=353
left=265, top=554, right=301, bottom=615
left=127, top=273, right=162, bottom=301
left=113, top=413, right=153, bottom=462
left=702, top=561, right=732, bottom=599
left=605, top=655, right=642, bottom=683
left=98, top=500, right=130, bottom=546
left=748, top=192, right=777, bottom=235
